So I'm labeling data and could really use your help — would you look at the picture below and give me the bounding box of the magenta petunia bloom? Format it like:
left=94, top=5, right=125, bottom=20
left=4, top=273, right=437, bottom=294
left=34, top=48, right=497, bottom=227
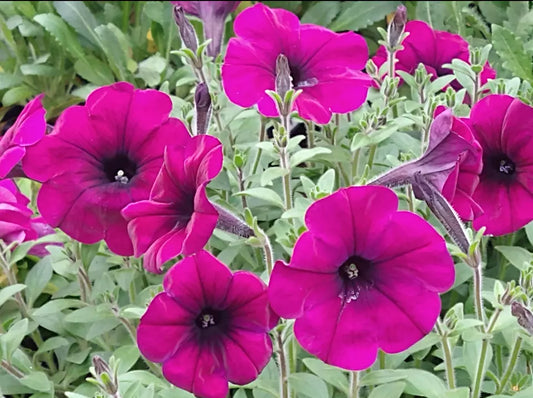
left=172, top=1, right=240, bottom=58
left=0, top=94, right=46, bottom=179
left=122, top=135, right=222, bottom=273
left=370, top=107, right=483, bottom=221
left=268, top=186, right=454, bottom=370
left=372, top=20, right=495, bottom=92
left=22, top=82, right=191, bottom=256
left=0, top=179, right=57, bottom=255
left=468, top=95, right=533, bottom=235
left=222, top=3, right=371, bottom=124
left=137, top=250, right=277, bottom=398
left=436, top=107, right=483, bottom=220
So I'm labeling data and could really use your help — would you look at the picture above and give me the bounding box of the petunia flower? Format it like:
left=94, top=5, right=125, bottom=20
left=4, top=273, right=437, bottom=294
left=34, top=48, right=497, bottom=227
left=370, top=107, right=483, bottom=221
left=0, top=179, right=57, bottom=256
left=268, top=186, right=455, bottom=370
left=137, top=250, right=277, bottom=398
left=171, top=1, right=240, bottom=58
left=372, top=20, right=495, bottom=93
left=468, top=95, right=533, bottom=236
left=222, top=3, right=371, bottom=124
left=22, top=82, right=191, bottom=256
left=122, top=135, right=222, bottom=273
left=0, top=94, right=46, bottom=179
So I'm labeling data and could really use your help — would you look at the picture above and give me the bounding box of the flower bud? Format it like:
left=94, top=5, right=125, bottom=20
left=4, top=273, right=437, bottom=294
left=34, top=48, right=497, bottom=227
left=366, top=59, right=378, bottom=76
left=275, top=54, right=292, bottom=101
left=194, top=82, right=212, bottom=135
left=387, top=5, right=407, bottom=48
left=90, top=356, right=118, bottom=395
left=173, top=6, right=198, bottom=53
left=511, top=301, right=533, bottom=335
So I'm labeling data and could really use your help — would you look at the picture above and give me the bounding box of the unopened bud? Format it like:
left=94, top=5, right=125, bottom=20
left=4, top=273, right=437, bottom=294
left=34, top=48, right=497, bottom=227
left=511, top=302, right=533, bottom=335
left=91, top=356, right=118, bottom=395
left=275, top=54, right=292, bottom=101
left=174, top=6, right=198, bottom=53
left=366, top=59, right=378, bottom=76
left=387, top=5, right=407, bottom=48
left=194, top=82, right=212, bottom=135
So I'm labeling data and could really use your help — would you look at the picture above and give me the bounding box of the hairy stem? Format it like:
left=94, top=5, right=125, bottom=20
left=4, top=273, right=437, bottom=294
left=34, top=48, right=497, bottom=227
left=472, top=308, right=503, bottom=398
left=275, top=330, right=289, bottom=398
left=435, top=320, right=456, bottom=389
left=497, top=336, right=523, bottom=394
left=349, top=371, right=360, bottom=398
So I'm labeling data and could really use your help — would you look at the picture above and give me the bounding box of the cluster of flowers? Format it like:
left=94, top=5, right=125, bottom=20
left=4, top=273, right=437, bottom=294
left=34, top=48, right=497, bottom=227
left=2, top=2, right=533, bottom=397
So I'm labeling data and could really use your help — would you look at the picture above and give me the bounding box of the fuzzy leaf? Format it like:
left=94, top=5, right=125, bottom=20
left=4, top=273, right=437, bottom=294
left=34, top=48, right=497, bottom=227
left=491, top=24, right=533, bottom=82
left=330, top=1, right=399, bottom=31
left=33, top=13, right=85, bottom=59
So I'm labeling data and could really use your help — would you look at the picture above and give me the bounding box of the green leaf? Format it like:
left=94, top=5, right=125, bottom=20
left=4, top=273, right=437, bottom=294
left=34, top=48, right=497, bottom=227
left=445, top=387, right=470, bottom=398
left=491, top=24, right=533, bottom=82
left=53, top=1, right=100, bottom=47
left=302, top=358, right=349, bottom=393
left=24, top=257, right=53, bottom=306
left=64, top=303, right=114, bottom=323
left=368, top=382, right=405, bottom=398
left=360, top=370, right=407, bottom=386
left=81, top=243, right=100, bottom=268
left=0, top=284, right=26, bottom=308
left=0, top=319, right=29, bottom=361
left=36, top=336, right=70, bottom=354
left=235, top=188, right=285, bottom=209
left=10, top=235, right=62, bottom=265
left=74, top=55, right=114, bottom=86
left=317, top=169, right=336, bottom=193
left=19, top=372, right=53, bottom=392
left=114, top=345, right=140, bottom=374
left=19, top=64, right=57, bottom=76
left=301, top=2, right=341, bottom=27
left=330, top=1, right=399, bottom=31
left=33, top=13, right=85, bottom=59
left=95, top=23, right=129, bottom=80
left=136, top=54, right=166, bottom=87
left=32, top=299, right=84, bottom=317
left=288, top=373, right=329, bottom=398
left=2, top=86, right=32, bottom=106
left=260, top=167, right=288, bottom=187
left=495, top=245, right=533, bottom=271
left=290, top=148, right=331, bottom=167
left=415, top=1, right=449, bottom=30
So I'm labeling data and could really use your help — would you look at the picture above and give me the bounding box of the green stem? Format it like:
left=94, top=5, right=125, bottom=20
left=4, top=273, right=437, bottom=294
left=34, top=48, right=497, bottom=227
left=262, top=236, right=274, bottom=277
left=387, top=48, right=396, bottom=78
left=435, top=320, right=456, bottom=389
left=280, top=114, right=292, bottom=211
left=1, top=359, right=25, bottom=379
left=307, top=120, right=315, bottom=148
left=275, top=330, right=289, bottom=398
left=367, top=145, right=377, bottom=170
left=247, top=118, right=267, bottom=188
left=472, top=308, right=503, bottom=398
left=496, top=336, right=523, bottom=394
left=378, top=350, right=386, bottom=369
left=352, top=148, right=361, bottom=183
left=349, top=371, right=360, bottom=398
left=472, top=260, right=485, bottom=325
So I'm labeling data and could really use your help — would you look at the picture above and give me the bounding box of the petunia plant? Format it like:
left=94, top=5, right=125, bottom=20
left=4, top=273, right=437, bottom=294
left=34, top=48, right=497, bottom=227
left=3, top=2, right=533, bottom=398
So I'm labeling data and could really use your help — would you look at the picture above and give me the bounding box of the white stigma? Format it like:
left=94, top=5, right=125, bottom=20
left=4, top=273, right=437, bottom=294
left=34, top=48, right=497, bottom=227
left=346, top=263, right=359, bottom=279
left=200, top=314, right=215, bottom=328
left=114, top=169, right=129, bottom=184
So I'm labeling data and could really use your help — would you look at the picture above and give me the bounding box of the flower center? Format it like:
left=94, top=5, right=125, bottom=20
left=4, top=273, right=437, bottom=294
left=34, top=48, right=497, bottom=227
left=102, top=154, right=138, bottom=184
left=288, top=63, right=318, bottom=89
left=196, top=312, right=217, bottom=329
left=498, top=158, right=515, bottom=175
left=338, top=256, right=373, bottom=304
left=484, top=153, right=516, bottom=182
